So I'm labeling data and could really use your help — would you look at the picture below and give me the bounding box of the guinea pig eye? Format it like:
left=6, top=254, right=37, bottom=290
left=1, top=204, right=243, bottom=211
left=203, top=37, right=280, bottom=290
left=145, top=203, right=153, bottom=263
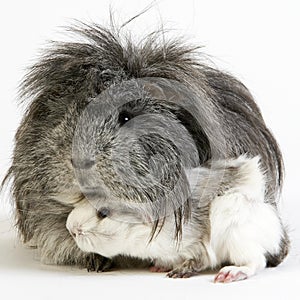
left=118, top=111, right=133, bottom=126
left=97, top=208, right=110, bottom=219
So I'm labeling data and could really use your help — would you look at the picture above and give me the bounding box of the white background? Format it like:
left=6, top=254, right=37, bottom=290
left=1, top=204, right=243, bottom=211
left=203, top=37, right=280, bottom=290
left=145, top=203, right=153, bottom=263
left=0, top=0, right=299, bottom=299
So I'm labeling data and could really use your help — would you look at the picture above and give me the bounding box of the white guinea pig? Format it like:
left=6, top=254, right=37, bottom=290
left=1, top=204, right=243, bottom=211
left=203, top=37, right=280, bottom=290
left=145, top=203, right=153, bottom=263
left=67, top=156, right=288, bottom=282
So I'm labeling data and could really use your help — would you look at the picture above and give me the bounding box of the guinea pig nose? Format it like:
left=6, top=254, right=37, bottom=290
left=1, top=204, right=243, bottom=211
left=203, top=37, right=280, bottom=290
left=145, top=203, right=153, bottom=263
left=97, top=208, right=110, bottom=219
left=70, top=226, right=84, bottom=237
left=71, top=158, right=95, bottom=169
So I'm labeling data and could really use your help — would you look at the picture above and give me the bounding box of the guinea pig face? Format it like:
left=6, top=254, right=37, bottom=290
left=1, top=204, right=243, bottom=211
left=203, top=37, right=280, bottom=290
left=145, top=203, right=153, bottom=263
left=66, top=200, right=153, bottom=258
left=71, top=78, right=209, bottom=221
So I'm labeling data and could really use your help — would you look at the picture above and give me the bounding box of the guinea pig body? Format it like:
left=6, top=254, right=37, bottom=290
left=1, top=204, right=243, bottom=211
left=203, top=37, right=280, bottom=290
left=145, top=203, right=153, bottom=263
left=3, top=22, right=288, bottom=271
left=66, top=156, right=288, bottom=282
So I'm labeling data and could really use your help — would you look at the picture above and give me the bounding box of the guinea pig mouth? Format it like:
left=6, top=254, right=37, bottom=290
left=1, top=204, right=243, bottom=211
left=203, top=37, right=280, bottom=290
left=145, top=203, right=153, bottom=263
left=74, top=236, right=95, bottom=253
left=71, top=229, right=113, bottom=246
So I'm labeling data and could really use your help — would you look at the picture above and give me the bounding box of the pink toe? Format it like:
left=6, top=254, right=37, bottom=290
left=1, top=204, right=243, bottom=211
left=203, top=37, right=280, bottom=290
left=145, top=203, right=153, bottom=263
left=214, top=272, right=227, bottom=283
left=149, top=266, right=159, bottom=272
left=224, top=273, right=234, bottom=283
left=224, top=271, right=248, bottom=283
left=150, top=266, right=170, bottom=273
left=234, top=271, right=248, bottom=281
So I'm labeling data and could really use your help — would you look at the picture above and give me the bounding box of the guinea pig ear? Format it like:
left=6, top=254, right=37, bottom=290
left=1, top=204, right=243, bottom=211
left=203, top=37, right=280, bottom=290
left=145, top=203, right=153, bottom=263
left=172, top=107, right=211, bottom=164
left=141, top=79, right=211, bottom=165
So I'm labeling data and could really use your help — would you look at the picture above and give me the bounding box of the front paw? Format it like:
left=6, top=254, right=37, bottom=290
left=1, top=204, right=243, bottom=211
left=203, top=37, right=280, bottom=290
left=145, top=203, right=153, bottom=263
left=214, top=266, right=249, bottom=283
left=85, top=253, right=113, bottom=272
left=166, top=259, right=204, bottom=279
left=167, top=268, right=198, bottom=278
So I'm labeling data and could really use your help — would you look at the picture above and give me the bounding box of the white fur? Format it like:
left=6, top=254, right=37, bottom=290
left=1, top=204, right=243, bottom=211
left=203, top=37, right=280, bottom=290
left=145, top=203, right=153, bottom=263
left=209, top=157, right=283, bottom=281
left=67, top=201, right=203, bottom=267
left=210, top=192, right=282, bottom=278
left=66, top=156, right=284, bottom=280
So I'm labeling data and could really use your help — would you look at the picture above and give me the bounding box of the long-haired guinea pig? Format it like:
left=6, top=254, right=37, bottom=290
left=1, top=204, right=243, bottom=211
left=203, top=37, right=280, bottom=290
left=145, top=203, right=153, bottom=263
left=67, top=156, right=289, bottom=282
left=3, top=21, right=289, bottom=273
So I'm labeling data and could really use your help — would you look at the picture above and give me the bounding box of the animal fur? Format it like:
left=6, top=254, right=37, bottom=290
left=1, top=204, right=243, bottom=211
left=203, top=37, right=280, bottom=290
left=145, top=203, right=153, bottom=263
left=66, top=156, right=289, bottom=281
left=3, top=21, right=288, bottom=271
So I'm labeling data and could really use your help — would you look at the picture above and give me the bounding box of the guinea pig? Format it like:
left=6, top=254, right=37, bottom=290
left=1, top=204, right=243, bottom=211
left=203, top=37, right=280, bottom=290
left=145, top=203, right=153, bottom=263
left=3, top=21, right=289, bottom=272
left=66, top=156, right=289, bottom=282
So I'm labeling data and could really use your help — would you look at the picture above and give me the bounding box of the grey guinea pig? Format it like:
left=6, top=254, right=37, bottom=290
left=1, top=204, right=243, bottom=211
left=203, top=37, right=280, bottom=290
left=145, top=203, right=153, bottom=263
left=66, top=156, right=289, bottom=282
left=3, top=20, right=289, bottom=275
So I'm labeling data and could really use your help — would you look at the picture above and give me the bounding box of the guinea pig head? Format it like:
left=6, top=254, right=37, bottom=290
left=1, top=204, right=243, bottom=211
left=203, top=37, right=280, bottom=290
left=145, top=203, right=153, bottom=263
left=71, top=78, right=214, bottom=234
left=66, top=200, right=149, bottom=257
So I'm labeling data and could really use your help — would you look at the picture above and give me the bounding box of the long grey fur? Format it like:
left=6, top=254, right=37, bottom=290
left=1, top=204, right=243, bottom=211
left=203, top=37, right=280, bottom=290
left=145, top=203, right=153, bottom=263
left=2, top=21, right=285, bottom=270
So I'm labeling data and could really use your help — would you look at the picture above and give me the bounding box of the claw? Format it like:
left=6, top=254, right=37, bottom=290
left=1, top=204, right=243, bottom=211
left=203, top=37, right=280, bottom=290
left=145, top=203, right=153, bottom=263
left=86, top=253, right=112, bottom=272
left=166, top=269, right=195, bottom=279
